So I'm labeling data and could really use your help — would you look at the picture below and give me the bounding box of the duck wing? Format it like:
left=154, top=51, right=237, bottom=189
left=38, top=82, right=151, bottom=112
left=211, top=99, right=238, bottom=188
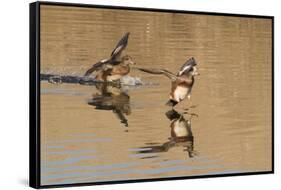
left=110, top=32, right=130, bottom=62
left=84, top=58, right=112, bottom=76
left=136, top=67, right=178, bottom=81
left=178, top=57, right=197, bottom=76
left=84, top=33, right=130, bottom=76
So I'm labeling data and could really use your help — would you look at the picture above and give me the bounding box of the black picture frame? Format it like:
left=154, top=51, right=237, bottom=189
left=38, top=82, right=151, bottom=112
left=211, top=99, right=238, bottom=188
left=29, top=1, right=274, bottom=189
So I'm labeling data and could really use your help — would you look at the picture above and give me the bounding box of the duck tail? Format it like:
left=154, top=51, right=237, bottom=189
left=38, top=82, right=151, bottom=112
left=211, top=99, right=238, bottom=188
left=166, top=99, right=178, bottom=107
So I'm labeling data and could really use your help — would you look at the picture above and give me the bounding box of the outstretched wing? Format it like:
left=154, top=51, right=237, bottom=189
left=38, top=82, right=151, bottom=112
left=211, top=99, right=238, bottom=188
left=178, top=57, right=197, bottom=76
left=84, top=33, right=130, bottom=76
left=136, top=67, right=178, bottom=81
left=84, top=59, right=111, bottom=76
left=110, top=32, right=130, bottom=61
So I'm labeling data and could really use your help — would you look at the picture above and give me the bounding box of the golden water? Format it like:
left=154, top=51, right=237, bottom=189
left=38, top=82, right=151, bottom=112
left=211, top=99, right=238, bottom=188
left=40, top=5, right=272, bottom=185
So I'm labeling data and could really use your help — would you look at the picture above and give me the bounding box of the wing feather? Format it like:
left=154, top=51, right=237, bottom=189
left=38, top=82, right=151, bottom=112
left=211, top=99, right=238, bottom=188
left=178, top=57, right=197, bottom=76
left=136, top=67, right=178, bottom=81
left=110, top=32, right=130, bottom=61
left=84, top=32, right=130, bottom=76
left=84, top=59, right=111, bottom=76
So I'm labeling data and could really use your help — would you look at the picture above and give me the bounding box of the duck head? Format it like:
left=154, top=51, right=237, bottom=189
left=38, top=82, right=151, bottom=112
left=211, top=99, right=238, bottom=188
left=190, top=65, right=199, bottom=76
left=121, top=55, right=136, bottom=66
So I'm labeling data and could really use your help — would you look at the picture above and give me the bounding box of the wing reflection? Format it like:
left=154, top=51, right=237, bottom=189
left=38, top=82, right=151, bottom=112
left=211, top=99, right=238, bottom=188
left=88, top=83, right=131, bottom=127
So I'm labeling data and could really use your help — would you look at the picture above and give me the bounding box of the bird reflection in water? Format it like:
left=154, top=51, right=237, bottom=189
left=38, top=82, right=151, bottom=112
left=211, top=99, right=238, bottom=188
left=137, top=109, right=198, bottom=158
left=88, top=82, right=131, bottom=127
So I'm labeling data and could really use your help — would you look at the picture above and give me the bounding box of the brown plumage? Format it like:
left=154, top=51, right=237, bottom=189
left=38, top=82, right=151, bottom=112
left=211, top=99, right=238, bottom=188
left=137, top=57, right=199, bottom=107
left=84, top=32, right=135, bottom=81
left=93, top=55, right=133, bottom=81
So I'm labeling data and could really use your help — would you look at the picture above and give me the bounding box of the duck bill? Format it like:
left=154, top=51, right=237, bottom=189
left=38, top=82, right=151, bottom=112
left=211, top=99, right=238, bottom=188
left=130, top=61, right=136, bottom=65
left=193, top=72, right=200, bottom=76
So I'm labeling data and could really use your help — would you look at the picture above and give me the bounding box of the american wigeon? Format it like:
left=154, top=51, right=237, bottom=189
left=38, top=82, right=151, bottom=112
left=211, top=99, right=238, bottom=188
left=137, top=57, right=199, bottom=107
left=84, top=32, right=136, bottom=81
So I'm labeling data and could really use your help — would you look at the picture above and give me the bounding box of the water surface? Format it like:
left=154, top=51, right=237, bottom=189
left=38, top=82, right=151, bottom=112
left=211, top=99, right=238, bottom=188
left=40, top=5, right=272, bottom=186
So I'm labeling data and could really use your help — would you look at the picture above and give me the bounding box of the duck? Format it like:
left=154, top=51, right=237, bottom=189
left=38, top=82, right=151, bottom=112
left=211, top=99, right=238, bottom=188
left=137, top=57, right=199, bottom=107
left=136, top=109, right=197, bottom=158
left=84, top=32, right=136, bottom=82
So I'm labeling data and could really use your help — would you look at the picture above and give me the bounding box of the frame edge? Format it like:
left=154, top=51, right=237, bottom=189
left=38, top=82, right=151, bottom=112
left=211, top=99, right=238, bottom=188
left=38, top=0, right=274, bottom=19
left=29, top=1, right=274, bottom=188
left=271, top=16, right=274, bottom=173
left=29, top=1, right=41, bottom=189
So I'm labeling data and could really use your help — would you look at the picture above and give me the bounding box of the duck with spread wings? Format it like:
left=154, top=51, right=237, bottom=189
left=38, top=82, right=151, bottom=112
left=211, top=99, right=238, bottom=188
left=137, top=57, right=199, bottom=107
left=84, top=32, right=136, bottom=82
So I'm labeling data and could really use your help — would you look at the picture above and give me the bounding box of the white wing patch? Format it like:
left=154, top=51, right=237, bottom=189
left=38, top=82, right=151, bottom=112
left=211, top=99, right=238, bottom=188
left=100, top=59, right=109, bottom=63
left=112, top=46, right=123, bottom=56
left=178, top=65, right=191, bottom=76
